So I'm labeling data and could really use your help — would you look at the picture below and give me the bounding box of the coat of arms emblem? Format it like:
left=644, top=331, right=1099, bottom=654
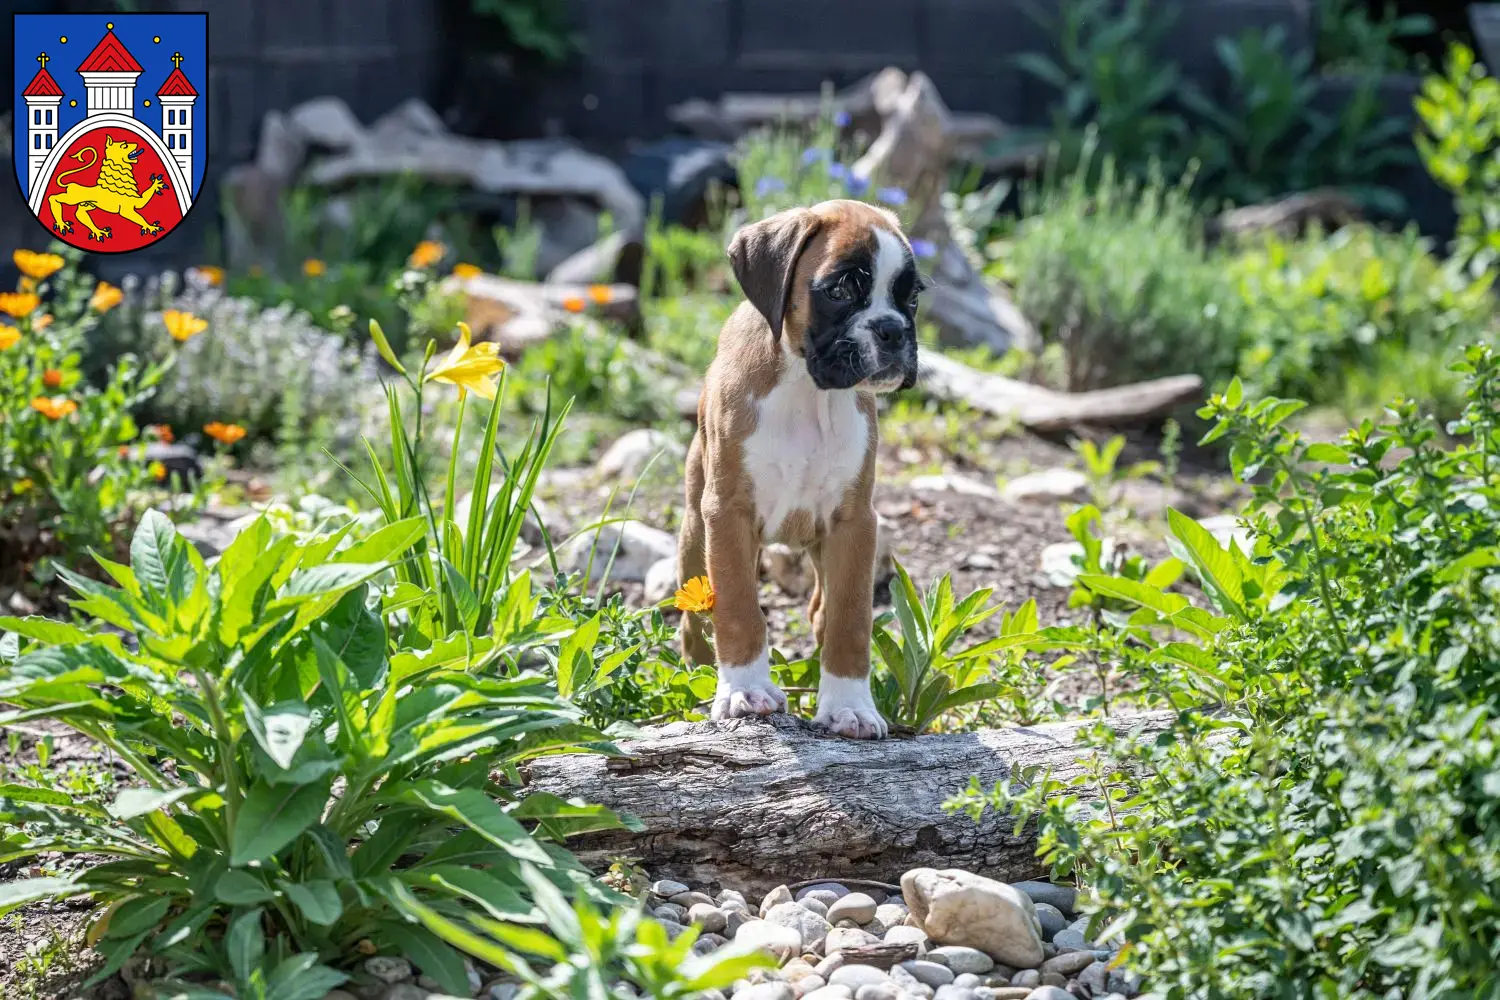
left=13, top=13, right=207, bottom=254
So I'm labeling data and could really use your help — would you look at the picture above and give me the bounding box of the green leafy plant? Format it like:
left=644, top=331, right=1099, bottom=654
left=1316, top=0, right=1432, bottom=73
left=0, top=510, right=623, bottom=993
left=1071, top=434, right=1161, bottom=507
left=869, top=562, right=1037, bottom=732
left=950, top=352, right=1500, bottom=997
left=1416, top=43, right=1500, bottom=279
left=471, top=0, right=580, bottom=64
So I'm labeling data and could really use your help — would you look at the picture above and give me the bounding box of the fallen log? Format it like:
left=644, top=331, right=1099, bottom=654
left=523, top=711, right=1173, bottom=895
left=1205, top=189, right=1362, bottom=246
left=918, top=352, right=1203, bottom=432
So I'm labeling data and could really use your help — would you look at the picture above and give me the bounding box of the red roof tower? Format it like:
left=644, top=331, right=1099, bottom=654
left=76, top=29, right=143, bottom=74
left=22, top=56, right=64, bottom=98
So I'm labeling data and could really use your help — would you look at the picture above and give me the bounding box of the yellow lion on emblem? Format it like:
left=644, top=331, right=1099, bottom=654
left=47, top=135, right=169, bottom=241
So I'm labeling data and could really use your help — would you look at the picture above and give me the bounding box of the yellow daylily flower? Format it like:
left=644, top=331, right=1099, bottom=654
left=0, top=325, right=18, bottom=350
left=0, top=292, right=40, bottom=318
left=424, top=322, right=504, bottom=400
left=90, top=281, right=123, bottom=313
left=162, top=309, right=207, bottom=342
left=13, top=249, right=65, bottom=281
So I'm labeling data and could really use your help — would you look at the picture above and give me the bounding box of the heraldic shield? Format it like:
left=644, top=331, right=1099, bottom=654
left=13, top=12, right=207, bottom=254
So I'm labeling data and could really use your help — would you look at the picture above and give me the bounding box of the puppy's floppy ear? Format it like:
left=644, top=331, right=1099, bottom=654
left=727, top=208, right=822, bottom=342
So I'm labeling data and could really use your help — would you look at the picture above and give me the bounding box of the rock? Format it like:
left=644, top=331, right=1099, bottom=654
left=826, top=926, right=882, bottom=953
left=695, top=933, right=729, bottom=955
left=654, top=904, right=686, bottom=923
left=805, top=988, right=855, bottom=1000
left=1000, top=469, right=1089, bottom=504
left=1009, top=971, right=1039, bottom=989
left=740, top=984, right=796, bottom=1000
left=736, top=919, right=805, bottom=962
left=1049, top=930, right=1091, bottom=953
left=1038, top=953, right=1093, bottom=977
left=827, top=893, right=879, bottom=926
left=643, top=557, right=678, bottom=605
left=557, top=519, right=676, bottom=584
left=884, top=925, right=929, bottom=950
left=1032, top=904, right=1065, bottom=942
left=983, top=968, right=1017, bottom=985
left=768, top=901, right=833, bottom=954
left=256, top=110, right=306, bottom=183
left=1039, top=540, right=1118, bottom=590
left=800, top=889, right=845, bottom=909
left=927, top=947, right=994, bottom=975
left=596, top=428, right=684, bottom=480
left=1197, top=513, right=1253, bottom=554
left=1107, top=969, right=1141, bottom=996
left=830, top=965, right=893, bottom=990
left=902, top=869, right=1044, bottom=970
left=763, top=543, right=815, bottom=596
left=547, top=228, right=644, bottom=286
left=874, top=903, right=910, bottom=930
left=1009, top=883, right=1077, bottom=919
left=1022, top=989, right=1072, bottom=1000
left=371, top=98, right=446, bottom=139
left=761, top=885, right=795, bottom=917
left=659, top=920, right=687, bottom=940
left=801, top=897, right=830, bottom=918
left=953, top=974, right=982, bottom=989
left=934, top=987, right=978, bottom=1000
left=797, top=883, right=850, bottom=900
left=488, top=983, right=519, bottom=1000
left=854, top=986, right=901, bottom=1000
left=671, top=890, right=715, bottom=908
left=899, top=960, right=956, bottom=988
left=840, top=941, right=921, bottom=970
left=909, top=474, right=1000, bottom=498
left=815, top=953, right=847, bottom=979
left=726, top=909, right=755, bottom=936
left=1076, top=962, right=1108, bottom=994
left=690, top=903, right=728, bottom=933
left=782, top=960, right=819, bottom=982
left=287, top=96, right=365, bottom=151
left=362, top=957, right=412, bottom=985
left=718, top=889, right=749, bottom=908
left=621, top=138, right=736, bottom=227
left=985, top=990, right=1032, bottom=1000
left=381, top=986, right=426, bottom=1000
left=1037, top=973, right=1065, bottom=988
left=793, top=976, right=828, bottom=998
left=888, top=963, right=935, bottom=999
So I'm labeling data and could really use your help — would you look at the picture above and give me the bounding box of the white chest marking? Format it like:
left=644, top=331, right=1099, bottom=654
left=741, top=351, right=868, bottom=540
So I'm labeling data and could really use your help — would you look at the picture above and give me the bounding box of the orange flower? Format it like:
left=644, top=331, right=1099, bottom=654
left=673, top=576, right=715, bottom=613
left=30, top=396, right=77, bottom=420
left=587, top=284, right=613, bottom=305
left=42, top=369, right=63, bottom=389
left=162, top=309, right=207, bottom=342
left=118, top=445, right=130, bottom=459
left=194, top=266, right=225, bottom=286
left=561, top=296, right=586, bottom=313
left=302, top=259, right=326, bottom=277
left=151, top=424, right=174, bottom=444
left=33, top=314, right=52, bottom=330
left=0, top=326, right=18, bottom=350
left=203, top=422, right=247, bottom=445
left=450, top=262, right=483, bottom=280
left=148, top=461, right=167, bottom=481
left=13, top=249, right=65, bottom=281
left=0, top=292, right=40, bottom=318
left=90, top=281, right=123, bottom=313
left=408, top=241, right=446, bottom=269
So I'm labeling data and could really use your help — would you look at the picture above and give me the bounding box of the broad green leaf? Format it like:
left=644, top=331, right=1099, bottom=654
left=226, top=909, right=266, bottom=984
left=101, top=895, right=171, bottom=940
left=108, top=786, right=198, bottom=821
left=1078, top=574, right=1190, bottom=616
left=243, top=698, right=314, bottom=771
left=132, top=510, right=191, bottom=611
left=0, top=876, right=78, bottom=916
left=266, top=956, right=348, bottom=1000
left=0, top=783, right=74, bottom=808
left=406, top=865, right=537, bottom=922
left=279, top=879, right=343, bottom=927
left=1168, top=509, right=1247, bottom=619
left=215, top=870, right=276, bottom=905
left=512, top=793, right=638, bottom=839
left=284, top=563, right=387, bottom=598
left=334, top=516, right=426, bottom=566
left=0, top=616, right=97, bottom=647
left=396, top=924, right=471, bottom=995
left=396, top=781, right=551, bottom=864
left=230, top=778, right=331, bottom=866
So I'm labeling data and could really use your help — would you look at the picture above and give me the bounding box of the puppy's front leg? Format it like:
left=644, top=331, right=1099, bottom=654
left=705, top=497, right=787, bottom=720
left=812, top=508, right=888, bottom=739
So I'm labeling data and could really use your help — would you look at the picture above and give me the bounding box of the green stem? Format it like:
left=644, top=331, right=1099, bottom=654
left=192, top=668, right=241, bottom=833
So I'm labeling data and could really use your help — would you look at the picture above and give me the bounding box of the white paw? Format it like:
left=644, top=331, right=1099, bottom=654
left=813, top=673, right=888, bottom=739
left=712, top=651, right=788, bottom=721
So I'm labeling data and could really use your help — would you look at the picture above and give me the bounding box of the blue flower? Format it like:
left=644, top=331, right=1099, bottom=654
left=755, top=176, right=786, bottom=197
left=845, top=174, right=870, bottom=196
left=833, top=110, right=852, bottom=128
left=802, top=147, right=829, bottom=165
left=826, top=162, right=851, bottom=181
left=911, top=238, right=938, bottom=259
left=877, top=187, right=908, bottom=206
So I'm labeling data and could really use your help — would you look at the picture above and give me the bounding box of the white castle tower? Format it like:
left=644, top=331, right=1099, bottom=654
left=76, top=24, right=142, bottom=117
left=156, top=53, right=198, bottom=183
left=21, top=54, right=64, bottom=193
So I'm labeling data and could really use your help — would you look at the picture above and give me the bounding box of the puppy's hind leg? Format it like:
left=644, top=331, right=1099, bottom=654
left=677, top=431, right=716, bottom=666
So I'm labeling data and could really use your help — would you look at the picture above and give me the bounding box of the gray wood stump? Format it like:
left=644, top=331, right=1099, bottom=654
left=523, top=712, right=1172, bottom=895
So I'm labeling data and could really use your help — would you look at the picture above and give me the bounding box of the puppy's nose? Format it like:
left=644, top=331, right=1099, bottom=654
left=869, top=315, right=906, bottom=347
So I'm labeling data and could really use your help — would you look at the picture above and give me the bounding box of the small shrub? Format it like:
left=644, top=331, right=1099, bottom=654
left=1416, top=43, right=1500, bottom=279
left=1315, top=0, right=1433, bottom=73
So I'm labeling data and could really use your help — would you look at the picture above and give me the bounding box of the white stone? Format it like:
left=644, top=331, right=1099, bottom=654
left=898, top=960, right=955, bottom=988
left=739, top=984, right=796, bottom=1000
left=884, top=925, right=929, bottom=950
left=826, top=892, right=879, bottom=926
left=803, top=988, right=855, bottom=1000
left=1197, top=514, right=1253, bottom=555
left=926, top=947, right=994, bottom=975
left=826, top=926, right=881, bottom=952
left=735, top=919, right=805, bottom=962
left=761, top=884, right=794, bottom=917
left=767, top=901, right=832, bottom=955
left=287, top=96, right=366, bottom=150
left=901, top=869, right=1044, bottom=969
left=596, top=428, right=684, bottom=480
left=909, top=474, right=1000, bottom=498
left=557, top=519, right=676, bottom=584
left=796, top=882, right=851, bottom=900
left=829, top=965, right=892, bottom=990
left=999, top=469, right=1089, bottom=504
left=643, top=557, right=679, bottom=605
left=690, top=902, right=728, bottom=933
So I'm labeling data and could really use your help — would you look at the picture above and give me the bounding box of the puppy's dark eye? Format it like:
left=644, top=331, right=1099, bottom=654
left=825, top=278, right=854, bottom=303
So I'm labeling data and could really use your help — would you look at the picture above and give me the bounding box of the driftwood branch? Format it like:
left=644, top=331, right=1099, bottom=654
left=1205, top=189, right=1362, bottom=246
left=523, top=712, right=1172, bottom=895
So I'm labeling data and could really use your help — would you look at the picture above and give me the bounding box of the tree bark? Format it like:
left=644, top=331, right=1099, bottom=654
left=523, top=711, right=1172, bottom=896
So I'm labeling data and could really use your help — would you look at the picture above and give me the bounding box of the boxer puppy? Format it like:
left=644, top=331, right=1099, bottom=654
left=678, top=199, right=922, bottom=739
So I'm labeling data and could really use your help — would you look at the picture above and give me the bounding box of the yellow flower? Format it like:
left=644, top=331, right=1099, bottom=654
left=204, top=422, right=247, bottom=445
left=0, top=292, right=40, bottom=318
left=674, top=576, right=715, bottom=613
left=90, top=281, right=123, bottom=313
left=162, top=309, right=207, bottom=342
left=13, top=249, right=65, bottom=281
left=587, top=284, right=613, bottom=305
left=408, top=240, right=446, bottom=269
left=148, top=461, right=168, bottom=481
left=0, top=326, right=18, bottom=350
left=194, top=266, right=225, bottom=286
left=302, top=258, right=326, bottom=277
left=13, top=478, right=34, bottom=495
left=561, top=296, right=586, bottom=314
left=33, top=314, right=52, bottom=330
left=30, top=396, right=77, bottom=420
left=19, top=277, right=36, bottom=293
left=450, top=262, right=482, bottom=280
left=424, top=321, right=504, bottom=400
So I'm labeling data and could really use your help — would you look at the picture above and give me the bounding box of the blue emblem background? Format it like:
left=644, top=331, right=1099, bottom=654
left=14, top=13, right=207, bottom=202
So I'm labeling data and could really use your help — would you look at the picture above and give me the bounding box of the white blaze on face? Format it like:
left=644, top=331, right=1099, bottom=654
left=849, top=227, right=911, bottom=381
